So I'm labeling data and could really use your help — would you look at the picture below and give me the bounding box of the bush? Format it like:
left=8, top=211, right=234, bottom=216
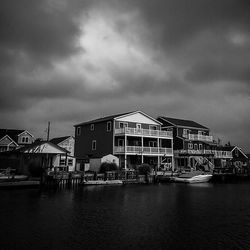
left=99, top=162, right=118, bottom=173
left=138, top=164, right=152, bottom=175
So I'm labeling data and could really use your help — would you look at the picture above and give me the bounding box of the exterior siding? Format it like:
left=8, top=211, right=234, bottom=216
left=75, top=120, right=113, bottom=159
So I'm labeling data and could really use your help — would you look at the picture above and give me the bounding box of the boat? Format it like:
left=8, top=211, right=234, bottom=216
left=172, top=171, right=212, bottom=183
left=0, top=174, right=28, bottom=182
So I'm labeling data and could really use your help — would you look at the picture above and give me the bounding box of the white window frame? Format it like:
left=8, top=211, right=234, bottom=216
left=198, top=131, right=203, bottom=135
left=76, top=127, right=81, bottom=136
left=194, top=144, right=198, bottom=150
left=119, top=122, right=128, bottom=128
left=188, top=143, right=193, bottom=149
left=199, top=144, right=203, bottom=150
left=90, top=124, right=95, bottom=131
left=183, top=129, right=188, bottom=137
left=60, top=158, right=66, bottom=166
left=136, top=124, right=142, bottom=129
left=67, top=158, right=73, bottom=166
left=107, top=121, right=111, bottom=132
left=92, top=140, right=96, bottom=150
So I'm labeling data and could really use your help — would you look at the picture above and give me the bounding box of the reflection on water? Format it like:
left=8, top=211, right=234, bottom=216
left=1, top=183, right=250, bottom=249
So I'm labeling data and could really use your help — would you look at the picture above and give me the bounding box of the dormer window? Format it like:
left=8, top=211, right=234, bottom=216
left=21, top=136, right=29, bottom=143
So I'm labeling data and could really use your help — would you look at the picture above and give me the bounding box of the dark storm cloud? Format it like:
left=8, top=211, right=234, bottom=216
left=186, top=61, right=250, bottom=85
left=0, top=0, right=249, bottom=151
left=0, top=0, right=87, bottom=63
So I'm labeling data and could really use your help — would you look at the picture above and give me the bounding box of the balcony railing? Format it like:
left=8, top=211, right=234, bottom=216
left=183, top=134, right=213, bottom=142
left=174, top=149, right=232, bottom=158
left=114, top=146, right=173, bottom=155
left=115, top=128, right=172, bottom=138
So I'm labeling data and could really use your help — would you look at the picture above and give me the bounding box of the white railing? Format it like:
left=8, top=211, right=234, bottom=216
left=183, top=134, right=213, bottom=142
left=174, top=149, right=233, bottom=158
left=114, top=146, right=173, bottom=155
left=214, top=150, right=232, bottom=158
left=115, top=127, right=172, bottom=138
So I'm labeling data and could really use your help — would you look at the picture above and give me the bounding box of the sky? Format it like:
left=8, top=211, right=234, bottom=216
left=0, top=0, right=250, bottom=152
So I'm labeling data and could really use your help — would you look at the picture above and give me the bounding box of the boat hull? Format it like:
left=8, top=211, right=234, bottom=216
left=173, top=174, right=212, bottom=183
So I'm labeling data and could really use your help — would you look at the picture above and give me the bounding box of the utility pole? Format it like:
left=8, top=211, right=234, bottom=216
left=46, top=121, right=50, bottom=141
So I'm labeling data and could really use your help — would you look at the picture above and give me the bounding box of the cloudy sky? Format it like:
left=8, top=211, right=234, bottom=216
left=0, top=0, right=249, bottom=152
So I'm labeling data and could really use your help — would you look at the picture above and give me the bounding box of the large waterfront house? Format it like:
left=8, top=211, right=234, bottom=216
left=50, top=136, right=76, bottom=171
left=74, top=111, right=174, bottom=171
left=157, top=116, right=233, bottom=170
left=0, top=129, right=34, bottom=152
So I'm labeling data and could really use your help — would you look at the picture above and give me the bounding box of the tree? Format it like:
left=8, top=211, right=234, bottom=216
left=138, top=164, right=152, bottom=175
left=99, top=162, right=118, bottom=173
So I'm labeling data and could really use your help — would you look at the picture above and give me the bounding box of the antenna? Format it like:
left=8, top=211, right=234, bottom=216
left=46, top=121, right=50, bottom=141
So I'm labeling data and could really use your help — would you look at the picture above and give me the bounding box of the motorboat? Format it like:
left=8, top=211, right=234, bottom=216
left=173, top=171, right=212, bottom=183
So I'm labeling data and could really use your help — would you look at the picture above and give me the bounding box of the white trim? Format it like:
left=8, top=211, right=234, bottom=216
left=232, top=146, right=248, bottom=159
left=18, top=130, right=34, bottom=138
left=114, top=111, right=162, bottom=125
left=0, top=135, right=19, bottom=147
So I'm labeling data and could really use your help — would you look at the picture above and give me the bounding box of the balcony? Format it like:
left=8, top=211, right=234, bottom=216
left=214, top=150, right=232, bottom=158
left=183, top=134, right=213, bottom=142
left=115, top=127, right=172, bottom=138
left=114, top=146, right=173, bottom=155
left=174, top=149, right=232, bottom=158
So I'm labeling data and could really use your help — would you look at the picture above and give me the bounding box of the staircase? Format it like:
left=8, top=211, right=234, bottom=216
left=192, top=156, right=214, bottom=171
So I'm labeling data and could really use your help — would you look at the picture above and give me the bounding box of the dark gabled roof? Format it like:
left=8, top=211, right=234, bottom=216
left=50, top=136, right=71, bottom=145
left=216, top=146, right=234, bottom=151
left=158, top=116, right=209, bottom=129
left=74, top=111, right=136, bottom=126
left=0, top=129, right=25, bottom=143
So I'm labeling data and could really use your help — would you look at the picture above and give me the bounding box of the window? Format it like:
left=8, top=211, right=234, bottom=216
left=21, top=136, right=29, bottom=143
left=183, top=129, right=188, bottom=137
left=118, top=139, right=124, bottom=146
left=68, top=159, right=73, bottom=166
left=76, top=127, right=81, bottom=136
left=90, top=124, right=94, bottom=131
left=198, top=131, right=203, bottom=135
left=199, top=144, right=203, bottom=150
left=60, top=158, right=66, bottom=165
left=149, top=125, right=157, bottom=130
left=149, top=141, right=157, bottom=147
left=107, top=121, right=111, bottom=132
left=194, top=144, right=198, bottom=150
left=119, top=122, right=128, bottom=128
left=92, top=140, right=96, bottom=150
left=235, top=148, right=239, bottom=157
left=188, top=143, right=193, bottom=149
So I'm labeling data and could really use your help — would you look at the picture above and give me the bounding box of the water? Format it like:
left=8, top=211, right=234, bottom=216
left=1, top=182, right=250, bottom=250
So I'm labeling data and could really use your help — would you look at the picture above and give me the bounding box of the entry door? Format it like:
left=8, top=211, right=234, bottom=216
left=136, top=124, right=141, bottom=129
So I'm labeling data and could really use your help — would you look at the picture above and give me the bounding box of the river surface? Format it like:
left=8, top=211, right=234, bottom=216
left=1, top=182, right=250, bottom=250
